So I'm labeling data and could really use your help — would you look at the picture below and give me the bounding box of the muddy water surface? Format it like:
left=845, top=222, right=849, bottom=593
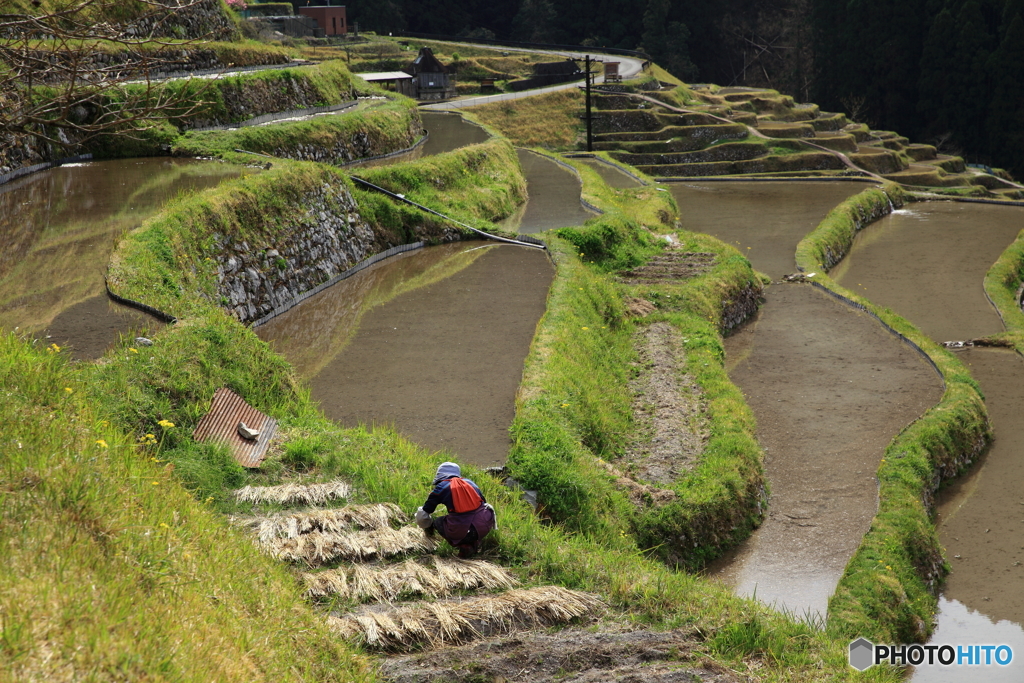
left=831, top=202, right=1024, bottom=342
left=671, top=180, right=942, bottom=618
left=351, top=112, right=490, bottom=167
left=499, top=150, right=596, bottom=234
left=830, top=200, right=1024, bottom=678
left=712, top=285, right=941, bottom=617
left=578, top=158, right=643, bottom=189
left=669, top=181, right=869, bottom=278
left=0, top=158, right=242, bottom=358
left=260, top=243, right=553, bottom=467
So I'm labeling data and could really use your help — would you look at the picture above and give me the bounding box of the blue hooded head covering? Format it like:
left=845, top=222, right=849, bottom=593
left=434, top=461, right=460, bottom=484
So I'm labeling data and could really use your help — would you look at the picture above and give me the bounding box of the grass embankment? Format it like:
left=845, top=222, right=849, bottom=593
left=796, top=185, right=989, bottom=643
left=506, top=154, right=766, bottom=567
left=467, top=89, right=585, bottom=150
left=0, top=333, right=373, bottom=681
left=174, top=98, right=421, bottom=160
left=353, top=137, right=527, bottom=228
left=984, top=225, right=1024, bottom=352
left=87, top=59, right=359, bottom=158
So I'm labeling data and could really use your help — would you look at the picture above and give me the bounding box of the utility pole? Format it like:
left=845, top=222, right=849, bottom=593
left=585, top=55, right=593, bottom=152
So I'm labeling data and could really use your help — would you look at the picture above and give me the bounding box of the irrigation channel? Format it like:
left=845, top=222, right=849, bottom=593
left=830, top=201, right=1024, bottom=682
left=669, top=180, right=945, bottom=620
left=0, top=157, right=242, bottom=359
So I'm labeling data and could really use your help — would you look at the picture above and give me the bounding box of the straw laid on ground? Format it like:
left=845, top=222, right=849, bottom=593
left=233, top=480, right=351, bottom=506
left=268, top=526, right=435, bottom=565
left=327, top=587, right=605, bottom=650
left=233, top=503, right=407, bottom=543
left=303, top=556, right=519, bottom=601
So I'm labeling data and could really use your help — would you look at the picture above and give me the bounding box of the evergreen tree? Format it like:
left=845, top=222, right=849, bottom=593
left=985, top=12, right=1024, bottom=172
left=640, top=0, right=695, bottom=80
left=510, top=0, right=559, bottom=43
left=918, top=8, right=959, bottom=137
left=951, top=0, right=995, bottom=154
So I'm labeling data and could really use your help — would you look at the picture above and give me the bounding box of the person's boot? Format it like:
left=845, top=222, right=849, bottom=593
left=457, top=544, right=475, bottom=559
left=423, top=525, right=435, bottom=538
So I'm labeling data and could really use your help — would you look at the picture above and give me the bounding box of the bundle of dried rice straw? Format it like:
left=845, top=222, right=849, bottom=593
left=268, top=526, right=434, bottom=565
left=233, top=503, right=407, bottom=544
left=233, top=480, right=351, bottom=506
left=303, top=556, right=519, bottom=601
left=327, top=587, right=604, bottom=649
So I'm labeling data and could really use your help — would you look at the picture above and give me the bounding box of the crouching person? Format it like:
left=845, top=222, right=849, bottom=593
left=415, top=462, right=496, bottom=558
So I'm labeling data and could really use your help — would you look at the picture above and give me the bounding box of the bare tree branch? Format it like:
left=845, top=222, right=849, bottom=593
left=1, top=0, right=232, bottom=150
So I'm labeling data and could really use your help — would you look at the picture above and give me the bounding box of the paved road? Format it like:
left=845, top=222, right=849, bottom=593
left=421, top=43, right=646, bottom=111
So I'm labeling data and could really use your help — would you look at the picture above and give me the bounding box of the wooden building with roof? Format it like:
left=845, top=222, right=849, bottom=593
left=403, top=47, right=456, bottom=101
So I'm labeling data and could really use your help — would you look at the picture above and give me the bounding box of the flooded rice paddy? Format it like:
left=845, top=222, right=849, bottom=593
left=670, top=181, right=944, bottom=619
left=499, top=150, right=597, bottom=233
left=833, top=201, right=1024, bottom=678
left=577, top=158, right=644, bottom=189
left=350, top=111, right=490, bottom=167
left=0, top=157, right=242, bottom=359
left=258, top=242, right=553, bottom=468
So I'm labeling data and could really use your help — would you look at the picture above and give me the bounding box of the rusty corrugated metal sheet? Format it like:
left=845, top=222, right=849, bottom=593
left=192, top=388, right=277, bottom=468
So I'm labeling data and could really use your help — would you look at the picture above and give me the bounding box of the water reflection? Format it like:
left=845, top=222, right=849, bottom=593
left=259, top=242, right=554, bottom=467
left=498, top=150, right=596, bottom=233
left=0, top=157, right=243, bottom=358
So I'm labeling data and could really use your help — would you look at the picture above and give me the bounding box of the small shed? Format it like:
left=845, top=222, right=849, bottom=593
left=298, top=5, right=347, bottom=35
left=403, top=47, right=457, bottom=101
left=356, top=71, right=415, bottom=98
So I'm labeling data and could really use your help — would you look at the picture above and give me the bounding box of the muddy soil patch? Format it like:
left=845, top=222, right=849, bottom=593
left=381, top=625, right=743, bottom=683
left=623, top=321, right=708, bottom=485
left=707, top=284, right=943, bottom=618
left=617, top=251, right=716, bottom=285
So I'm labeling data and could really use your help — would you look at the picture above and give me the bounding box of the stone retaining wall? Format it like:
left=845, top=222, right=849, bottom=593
left=211, top=181, right=459, bottom=323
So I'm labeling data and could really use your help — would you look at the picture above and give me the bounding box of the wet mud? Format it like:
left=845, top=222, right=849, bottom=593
left=263, top=244, right=553, bottom=468
left=831, top=202, right=1024, bottom=342
left=668, top=181, right=868, bottom=278
left=578, top=158, right=643, bottom=189
left=498, top=150, right=597, bottom=234
left=351, top=112, right=490, bottom=168
left=708, top=284, right=942, bottom=618
left=0, top=157, right=242, bottom=358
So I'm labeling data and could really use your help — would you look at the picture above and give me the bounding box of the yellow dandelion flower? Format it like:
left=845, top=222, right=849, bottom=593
left=159, top=523, right=169, bottom=529
left=152, top=481, right=160, bottom=485
left=128, top=348, right=138, bottom=354
left=582, top=326, right=589, bottom=330
left=561, top=403, right=569, bottom=407
left=48, top=343, right=61, bottom=353
left=64, top=387, right=73, bottom=393
left=157, top=419, right=175, bottom=428
left=95, top=439, right=108, bottom=448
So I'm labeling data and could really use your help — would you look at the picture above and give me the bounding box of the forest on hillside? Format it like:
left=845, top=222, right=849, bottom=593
left=349, top=0, right=1024, bottom=176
